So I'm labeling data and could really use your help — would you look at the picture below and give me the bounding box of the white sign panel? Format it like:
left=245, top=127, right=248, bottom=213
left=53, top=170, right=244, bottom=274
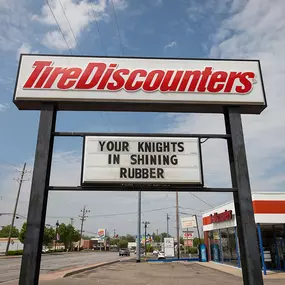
left=181, top=216, right=197, bottom=229
left=82, top=136, right=202, bottom=184
left=164, top=238, right=175, bottom=258
left=14, top=55, right=266, bottom=113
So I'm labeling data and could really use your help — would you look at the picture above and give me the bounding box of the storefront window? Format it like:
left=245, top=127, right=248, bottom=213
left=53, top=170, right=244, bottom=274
left=209, top=227, right=238, bottom=267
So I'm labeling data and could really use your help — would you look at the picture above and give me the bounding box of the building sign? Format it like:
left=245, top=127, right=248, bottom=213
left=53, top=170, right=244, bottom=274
left=184, top=239, right=193, bottom=247
left=14, top=55, right=266, bottom=114
left=97, top=229, right=106, bottom=239
left=181, top=216, right=197, bottom=229
left=210, top=210, right=233, bottom=223
left=183, top=231, right=194, bottom=239
left=82, top=136, right=202, bottom=184
left=164, top=238, right=175, bottom=257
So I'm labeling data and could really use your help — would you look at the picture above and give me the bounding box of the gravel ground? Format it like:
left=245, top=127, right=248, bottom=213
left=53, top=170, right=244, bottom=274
left=39, top=262, right=285, bottom=285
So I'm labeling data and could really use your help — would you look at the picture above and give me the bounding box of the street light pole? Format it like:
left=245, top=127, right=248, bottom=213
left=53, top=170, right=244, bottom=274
left=166, top=213, right=170, bottom=238
left=142, top=221, right=150, bottom=254
left=55, top=220, right=59, bottom=252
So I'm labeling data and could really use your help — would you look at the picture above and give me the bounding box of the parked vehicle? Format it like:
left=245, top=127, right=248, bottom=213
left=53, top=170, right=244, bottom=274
left=157, top=251, right=165, bottom=259
left=153, top=250, right=158, bottom=255
left=119, top=248, right=130, bottom=256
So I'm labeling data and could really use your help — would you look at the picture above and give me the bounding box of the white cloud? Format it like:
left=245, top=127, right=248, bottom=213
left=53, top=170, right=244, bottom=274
left=0, top=103, right=9, bottom=112
left=33, top=0, right=127, bottom=51
left=168, top=0, right=285, bottom=192
left=164, top=41, right=176, bottom=51
left=16, top=43, right=38, bottom=59
left=0, top=1, right=31, bottom=52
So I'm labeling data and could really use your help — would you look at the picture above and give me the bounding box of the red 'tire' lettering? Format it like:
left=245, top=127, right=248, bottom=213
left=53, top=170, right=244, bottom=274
left=23, top=61, right=256, bottom=95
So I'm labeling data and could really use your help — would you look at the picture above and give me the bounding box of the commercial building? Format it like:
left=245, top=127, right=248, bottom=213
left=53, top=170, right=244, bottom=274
left=203, top=192, right=285, bottom=274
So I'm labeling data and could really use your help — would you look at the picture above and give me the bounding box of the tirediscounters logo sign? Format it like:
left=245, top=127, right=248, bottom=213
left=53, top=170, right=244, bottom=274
left=13, top=55, right=266, bottom=114
left=82, top=136, right=202, bottom=184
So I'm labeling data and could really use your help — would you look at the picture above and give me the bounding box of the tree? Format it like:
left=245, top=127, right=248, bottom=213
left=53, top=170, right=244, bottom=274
left=154, top=235, right=161, bottom=243
left=43, top=226, right=56, bottom=247
left=19, top=223, right=27, bottom=243
left=161, top=232, right=170, bottom=239
left=0, top=225, right=19, bottom=238
left=193, top=237, right=204, bottom=247
left=118, top=240, right=128, bottom=249
left=125, top=234, right=135, bottom=242
left=58, top=223, right=80, bottom=251
left=180, top=237, right=184, bottom=245
left=19, top=222, right=55, bottom=247
left=110, top=238, right=120, bottom=246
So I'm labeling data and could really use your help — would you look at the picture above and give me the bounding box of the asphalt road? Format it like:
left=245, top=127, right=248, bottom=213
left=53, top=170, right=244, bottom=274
left=0, top=251, right=121, bottom=283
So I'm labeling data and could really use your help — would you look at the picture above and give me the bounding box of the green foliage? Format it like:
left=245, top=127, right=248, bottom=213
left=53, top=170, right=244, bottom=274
left=161, top=232, right=170, bottom=239
left=0, top=225, right=19, bottom=238
left=154, top=235, right=161, bottom=243
left=43, top=226, right=56, bottom=246
left=193, top=237, right=204, bottom=247
left=118, top=239, right=128, bottom=249
left=19, top=222, right=55, bottom=247
left=18, top=222, right=27, bottom=243
left=125, top=234, right=135, bottom=242
left=146, top=244, right=153, bottom=253
left=7, top=250, right=23, bottom=255
left=110, top=238, right=120, bottom=245
left=180, top=237, right=184, bottom=245
left=58, top=223, right=81, bottom=251
left=187, top=247, right=198, bottom=254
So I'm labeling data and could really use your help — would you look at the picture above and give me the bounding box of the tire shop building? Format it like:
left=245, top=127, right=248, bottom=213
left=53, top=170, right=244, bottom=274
left=203, top=192, right=285, bottom=275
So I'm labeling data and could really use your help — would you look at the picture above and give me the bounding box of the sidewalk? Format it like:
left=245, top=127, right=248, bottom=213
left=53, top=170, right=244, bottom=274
left=198, top=261, right=285, bottom=280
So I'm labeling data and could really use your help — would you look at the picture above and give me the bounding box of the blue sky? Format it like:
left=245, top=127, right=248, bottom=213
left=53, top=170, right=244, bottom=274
left=1, top=0, right=285, bottom=235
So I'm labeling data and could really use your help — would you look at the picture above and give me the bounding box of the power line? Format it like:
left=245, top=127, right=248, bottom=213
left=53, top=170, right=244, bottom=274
left=90, top=2, right=107, bottom=55
left=45, top=0, right=73, bottom=55
left=46, top=206, right=177, bottom=220
left=188, top=192, right=214, bottom=208
left=58, top=0, right=83, bottom=55
left=179, top=206, right=203, bottom=212
left=110, top=0, right=125, bottom=55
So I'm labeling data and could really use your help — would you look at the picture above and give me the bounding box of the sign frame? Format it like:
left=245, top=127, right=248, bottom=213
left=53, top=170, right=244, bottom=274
left=80, top=135, right=204, bottom=186
left=15, top=54, right=266, bottom=285
left=13, top=54, right=267, bottom=114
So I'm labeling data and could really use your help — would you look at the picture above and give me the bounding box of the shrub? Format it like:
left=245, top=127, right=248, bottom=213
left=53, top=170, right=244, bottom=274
left=7, top=250, right=23, bottom=256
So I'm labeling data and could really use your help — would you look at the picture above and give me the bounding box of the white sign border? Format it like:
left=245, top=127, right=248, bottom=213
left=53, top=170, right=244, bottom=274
left=80, top=135, right=204, bottom=186
left=13, top=54, right=267, bottom=114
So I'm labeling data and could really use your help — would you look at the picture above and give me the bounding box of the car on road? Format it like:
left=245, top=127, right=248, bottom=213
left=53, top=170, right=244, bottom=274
left=157, top=251, right=165, bottom=259
left=119, top=248, right=130, bottom=256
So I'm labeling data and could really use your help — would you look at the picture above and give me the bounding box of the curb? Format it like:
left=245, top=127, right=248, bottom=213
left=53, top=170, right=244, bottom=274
left=63, top=259, right=121, bottom=278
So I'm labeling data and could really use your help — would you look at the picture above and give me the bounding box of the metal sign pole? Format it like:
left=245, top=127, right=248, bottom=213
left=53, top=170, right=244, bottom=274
left=224, top=107, right=264, bottom=285
left=136, top=191, right=141, bottom=262
left=19, top=104, right=56, bottom=285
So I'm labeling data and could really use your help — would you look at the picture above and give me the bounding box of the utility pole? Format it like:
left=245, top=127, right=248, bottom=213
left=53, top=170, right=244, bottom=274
left=166, top=213, right=170, bottom=238
left=193, top=215, right=201, bottom=245
left=136, top=191, right=141, bottom=262
left=5, top=163, right=27, bottom=255
left=142, top=221, right=150, bottom=254
left=176, top=191, right=180, bottom=259
left=79, top=206, right=90, bottom=249
left=114, top=229, right=116, bottom=238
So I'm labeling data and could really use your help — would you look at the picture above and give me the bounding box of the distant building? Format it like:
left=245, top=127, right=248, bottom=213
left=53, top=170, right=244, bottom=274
left=0, top=238, right=23, bottom=253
